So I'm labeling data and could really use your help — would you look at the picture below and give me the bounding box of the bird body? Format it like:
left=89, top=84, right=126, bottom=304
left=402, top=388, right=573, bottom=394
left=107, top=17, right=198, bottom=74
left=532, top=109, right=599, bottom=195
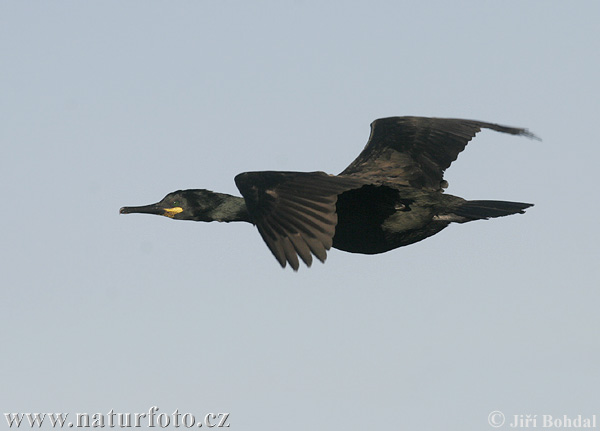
left=332, top=184, right=459, bottom=254
left=120, top=116, right=537, bottom=270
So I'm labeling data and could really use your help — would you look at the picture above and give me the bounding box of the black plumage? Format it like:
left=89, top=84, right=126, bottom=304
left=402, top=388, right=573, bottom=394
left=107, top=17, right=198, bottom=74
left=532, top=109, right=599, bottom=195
left=120, top=116, right=537, bottom=270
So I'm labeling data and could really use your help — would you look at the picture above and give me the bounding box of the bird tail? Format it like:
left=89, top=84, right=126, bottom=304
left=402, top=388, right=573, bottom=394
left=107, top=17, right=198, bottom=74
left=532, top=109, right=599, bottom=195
left=451, top=200, right=533, bottom=223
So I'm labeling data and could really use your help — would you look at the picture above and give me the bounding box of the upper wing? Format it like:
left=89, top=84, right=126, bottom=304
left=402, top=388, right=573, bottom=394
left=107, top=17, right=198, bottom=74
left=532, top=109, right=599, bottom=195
left=340, top=116, right=539, bottom=190
left=235, top=171, right=366, bottom=270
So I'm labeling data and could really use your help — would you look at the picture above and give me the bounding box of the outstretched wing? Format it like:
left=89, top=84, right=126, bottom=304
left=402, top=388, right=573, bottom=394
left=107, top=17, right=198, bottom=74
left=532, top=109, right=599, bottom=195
left=341, top=116, right=539, bottom=190
left=235, top=171, right=365, bottom=270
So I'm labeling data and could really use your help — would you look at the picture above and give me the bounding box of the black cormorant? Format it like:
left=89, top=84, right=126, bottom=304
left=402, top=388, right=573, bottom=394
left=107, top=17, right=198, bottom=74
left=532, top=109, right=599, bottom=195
left=120, top=116, right=537, bottom=270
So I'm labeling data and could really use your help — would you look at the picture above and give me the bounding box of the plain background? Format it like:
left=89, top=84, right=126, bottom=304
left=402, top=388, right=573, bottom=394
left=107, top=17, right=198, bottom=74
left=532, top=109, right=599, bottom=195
left=2, top=1, right=599, bottom=430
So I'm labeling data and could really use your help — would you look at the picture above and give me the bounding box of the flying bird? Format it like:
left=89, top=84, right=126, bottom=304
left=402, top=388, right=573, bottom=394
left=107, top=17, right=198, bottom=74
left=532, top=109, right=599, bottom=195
left=120, top=116, right=537, bottom=270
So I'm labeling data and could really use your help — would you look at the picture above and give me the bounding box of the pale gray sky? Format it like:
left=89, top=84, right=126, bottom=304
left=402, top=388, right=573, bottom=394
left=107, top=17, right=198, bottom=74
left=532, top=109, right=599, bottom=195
left=2, top=1, right=599, bottom=430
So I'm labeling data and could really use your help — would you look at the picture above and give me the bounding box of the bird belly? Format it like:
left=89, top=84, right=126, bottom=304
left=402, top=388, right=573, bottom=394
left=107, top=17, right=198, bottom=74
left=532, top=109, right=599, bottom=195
left=333, top=207, right=446, bottom=254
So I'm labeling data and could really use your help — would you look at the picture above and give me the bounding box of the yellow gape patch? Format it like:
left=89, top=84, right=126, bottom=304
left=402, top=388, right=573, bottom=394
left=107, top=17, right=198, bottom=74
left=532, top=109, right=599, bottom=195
left=164, top=207, right=183, bottom=218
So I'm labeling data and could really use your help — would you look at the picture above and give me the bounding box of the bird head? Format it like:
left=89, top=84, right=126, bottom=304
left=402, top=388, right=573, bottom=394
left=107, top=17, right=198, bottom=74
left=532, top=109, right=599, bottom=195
left=120, top=189, right=225, bottom=222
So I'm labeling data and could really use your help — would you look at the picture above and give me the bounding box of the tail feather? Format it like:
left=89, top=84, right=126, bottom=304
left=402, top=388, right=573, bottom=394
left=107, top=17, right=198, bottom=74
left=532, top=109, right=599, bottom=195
left=452, top=200, right=533, bottom=223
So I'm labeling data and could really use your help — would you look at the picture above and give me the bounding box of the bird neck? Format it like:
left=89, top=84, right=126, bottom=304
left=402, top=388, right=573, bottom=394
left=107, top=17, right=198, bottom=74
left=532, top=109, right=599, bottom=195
left=209, top=194, right=251, bottom=223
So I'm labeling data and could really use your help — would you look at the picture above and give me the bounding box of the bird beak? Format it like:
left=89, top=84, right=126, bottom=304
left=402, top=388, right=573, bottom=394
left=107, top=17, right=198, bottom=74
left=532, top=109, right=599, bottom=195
left=119, top=204, right=163, bottom=216
left=120, top=204, right=183, bottom=218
